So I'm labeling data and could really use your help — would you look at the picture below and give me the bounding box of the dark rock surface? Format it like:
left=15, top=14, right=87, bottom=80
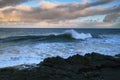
left=0, top=52, right=120, bottom=80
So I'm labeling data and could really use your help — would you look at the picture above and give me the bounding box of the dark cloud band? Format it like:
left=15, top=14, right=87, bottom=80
left=0, top=0, right=36, bottom=8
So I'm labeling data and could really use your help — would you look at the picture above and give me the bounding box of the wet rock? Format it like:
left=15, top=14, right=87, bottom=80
left=0, top=52, right=120, bottom=80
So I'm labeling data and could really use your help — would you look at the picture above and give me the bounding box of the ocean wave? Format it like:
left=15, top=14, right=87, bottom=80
left=0, top=30, right=92, bottom=42
left=0, top=30, right=120, bottom=68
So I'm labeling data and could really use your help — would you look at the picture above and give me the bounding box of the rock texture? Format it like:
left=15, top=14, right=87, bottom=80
left=0, top=52, right=120, bottom=80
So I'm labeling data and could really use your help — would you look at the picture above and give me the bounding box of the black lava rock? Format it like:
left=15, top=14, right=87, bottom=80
left=0, top=52, right=120, bottom=80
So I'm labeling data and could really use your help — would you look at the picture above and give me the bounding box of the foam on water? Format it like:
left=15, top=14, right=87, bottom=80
left=0, top=30, right=120, bottom=68
left=63, top=29, right=92, bottom=39
left=0, top=30, right=92, bottom=42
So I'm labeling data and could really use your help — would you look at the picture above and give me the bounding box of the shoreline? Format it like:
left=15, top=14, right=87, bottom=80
left=0, top=52, right=120, bottom=80
left=0, top=52, right=119, bottom=69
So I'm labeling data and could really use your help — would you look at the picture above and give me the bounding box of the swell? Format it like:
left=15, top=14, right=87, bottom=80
left=0, top=30, right=92, bottom=43
left=0, top=34, right=74, bottom=42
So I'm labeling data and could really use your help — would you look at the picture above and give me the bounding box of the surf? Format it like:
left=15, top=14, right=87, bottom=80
left=0, top=30, right=92, bottom=43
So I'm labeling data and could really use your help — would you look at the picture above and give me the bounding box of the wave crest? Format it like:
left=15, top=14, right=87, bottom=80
left=63, top=30, right=92, bottom=39
left=0, top=30, right=92, bottom=42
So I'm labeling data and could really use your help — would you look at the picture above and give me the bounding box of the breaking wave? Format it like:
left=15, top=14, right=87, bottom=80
left=0, top=30, right=92, bottom=42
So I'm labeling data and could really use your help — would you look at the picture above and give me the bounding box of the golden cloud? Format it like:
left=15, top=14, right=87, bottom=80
left=0, top=0, right=119, bottom=23
left=40, top=1, right=57, bottom=9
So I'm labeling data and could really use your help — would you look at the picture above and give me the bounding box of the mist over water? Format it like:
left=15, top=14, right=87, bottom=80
left=0, top=28, right=120, bottom=68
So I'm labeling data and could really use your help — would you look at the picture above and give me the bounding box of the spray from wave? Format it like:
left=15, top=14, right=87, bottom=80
left=0, top=29, right=120, bottom=68
left=0, top=30, right=92, bottom=42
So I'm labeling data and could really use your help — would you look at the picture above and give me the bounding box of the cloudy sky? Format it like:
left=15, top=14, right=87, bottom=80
left=0, top=0, right=120, bottom=28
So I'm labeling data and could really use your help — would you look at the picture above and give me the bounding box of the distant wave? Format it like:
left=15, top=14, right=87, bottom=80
left=0, top=30, right=92, bottom=42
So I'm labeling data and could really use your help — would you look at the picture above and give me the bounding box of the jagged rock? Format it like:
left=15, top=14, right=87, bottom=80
left=0, top=53, right=120, bottom=80
left=40, top=56, right=67, bottom=67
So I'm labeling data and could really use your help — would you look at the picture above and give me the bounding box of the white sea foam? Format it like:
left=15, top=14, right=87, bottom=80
left=0, top=31, right=120, bottom=68
left=0, top=29, right=92, bottom=40
left=63, top=29, right=92, bottom=39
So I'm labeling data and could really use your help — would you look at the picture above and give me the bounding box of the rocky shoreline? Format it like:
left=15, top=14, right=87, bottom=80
left=0, top=52, right=120, bottom=80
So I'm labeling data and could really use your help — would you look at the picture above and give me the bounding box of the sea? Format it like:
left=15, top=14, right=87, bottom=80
left=0, top=28, right=120, bottom=68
